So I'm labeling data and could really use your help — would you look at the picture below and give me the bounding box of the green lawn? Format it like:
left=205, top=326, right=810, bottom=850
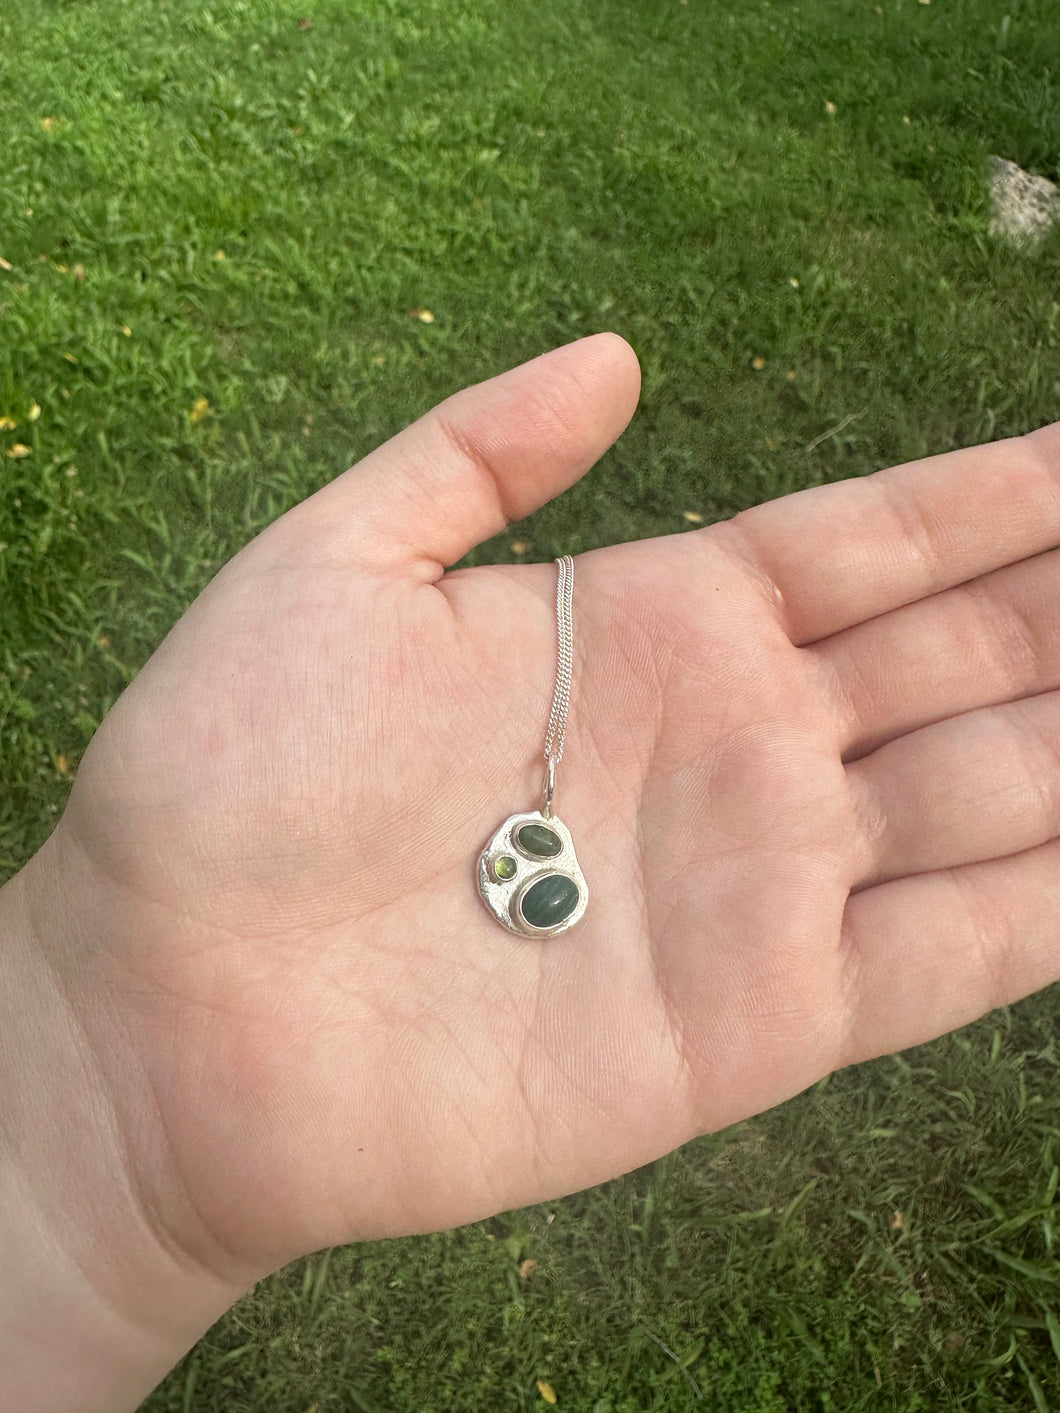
left=3, top=0, right=1060, bottom=1407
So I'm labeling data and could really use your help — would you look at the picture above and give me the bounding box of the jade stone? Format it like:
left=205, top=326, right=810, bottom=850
left=492, top=854, right=518, bottom=881
left=515, top=823, right=562, bottom=858
left=519, top=873, right=579, bottom=930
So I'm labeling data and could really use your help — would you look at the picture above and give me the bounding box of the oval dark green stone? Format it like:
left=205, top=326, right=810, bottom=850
left=519, top=873, right=579, bottom=930
left=516, top=823, right=562, bottom=858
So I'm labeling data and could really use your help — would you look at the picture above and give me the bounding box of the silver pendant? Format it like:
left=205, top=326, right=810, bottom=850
left=478, top=556, right=585, bottom=938
left=476, top=808, right=588, bottom=938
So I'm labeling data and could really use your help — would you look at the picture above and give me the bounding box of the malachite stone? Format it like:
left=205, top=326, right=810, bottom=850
left=492, top=854, right=518, bottom=881
left=515, top=822, right=562, bottom=859
left=519, top=873, right=580, bottom=930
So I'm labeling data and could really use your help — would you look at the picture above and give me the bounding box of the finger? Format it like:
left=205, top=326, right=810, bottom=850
left=812, top=544, right=1060, bottom=760
left=838, top=835, right=1060, bottom=1067
left=718, top=421, right=1060, bottom=645
left=273, top=332, right=641, bottom=576
left=846, top=690, right=1060, bottom=889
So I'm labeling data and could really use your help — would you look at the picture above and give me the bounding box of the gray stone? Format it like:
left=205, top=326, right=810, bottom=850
left=989, top=156, right=1060, bottom=247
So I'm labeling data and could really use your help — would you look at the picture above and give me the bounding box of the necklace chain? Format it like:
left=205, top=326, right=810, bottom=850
left=543, top=554, right=574, bottom=766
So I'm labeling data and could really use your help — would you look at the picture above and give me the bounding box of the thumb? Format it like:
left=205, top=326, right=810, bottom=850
left=285, top=331, right=641, bottom=575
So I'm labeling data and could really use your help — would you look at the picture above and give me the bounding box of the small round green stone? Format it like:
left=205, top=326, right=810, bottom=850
left=492, top=854, right=518, bottom=881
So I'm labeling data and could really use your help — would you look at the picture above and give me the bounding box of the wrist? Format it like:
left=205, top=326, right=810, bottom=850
left=0, top=844, right=249, bottom=1413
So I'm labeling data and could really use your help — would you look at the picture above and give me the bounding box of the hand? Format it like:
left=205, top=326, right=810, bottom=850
left=9, top=334, right=1060, bottom=1376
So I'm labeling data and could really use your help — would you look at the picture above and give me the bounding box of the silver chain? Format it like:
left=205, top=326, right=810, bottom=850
left=542, top=554, right=574, bottom=817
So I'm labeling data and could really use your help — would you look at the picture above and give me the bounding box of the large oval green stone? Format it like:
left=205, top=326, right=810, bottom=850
left=515, top=823, right=562, bottom=859
left=519, top=873, right=579, bottom=930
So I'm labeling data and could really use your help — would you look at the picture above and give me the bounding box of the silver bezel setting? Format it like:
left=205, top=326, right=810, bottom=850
left=489, top=853, right=519, bottom=883
left=512, top=822, right=563, bottom=861
left=511, top=869, right=581, bottom=936
left=476, top=809, right=588, bottom=938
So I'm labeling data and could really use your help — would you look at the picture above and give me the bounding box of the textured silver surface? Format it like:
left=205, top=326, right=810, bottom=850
left=476, top=808, right=588, bottom=938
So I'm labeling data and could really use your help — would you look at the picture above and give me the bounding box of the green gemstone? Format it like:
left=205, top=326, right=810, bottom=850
left=492, top=854, right=518, bottom=881
left=519, top=873, right=579, bottom=930
left=515, top=823, right=562, bottom=859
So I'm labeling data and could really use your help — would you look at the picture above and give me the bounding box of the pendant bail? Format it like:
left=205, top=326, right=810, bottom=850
left=543, top=756, right=556, bottom=818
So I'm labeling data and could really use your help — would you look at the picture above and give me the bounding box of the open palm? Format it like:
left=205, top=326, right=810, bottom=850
left=44, top=333, right=1060, bottom=1285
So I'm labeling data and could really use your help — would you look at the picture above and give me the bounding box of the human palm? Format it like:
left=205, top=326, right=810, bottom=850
left=43, top=333, right=1060, bottom=1285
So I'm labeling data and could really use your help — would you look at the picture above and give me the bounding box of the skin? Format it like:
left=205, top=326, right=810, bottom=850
left=3, top=331, right=1060, bottom=1410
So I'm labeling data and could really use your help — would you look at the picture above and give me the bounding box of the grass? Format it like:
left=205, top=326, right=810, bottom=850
left=140, top=1011, right=1060, bottom=1413
left=1, top=0, right=1059, bottom=1405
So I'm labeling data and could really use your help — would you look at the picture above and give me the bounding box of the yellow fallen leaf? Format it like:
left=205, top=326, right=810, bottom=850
left=189, top=397, right=212, bottom=423
left=682, top=510, right=703, bottom=523
left=55, top=754, right=70, bottom=776
left=74, top=263, right=86, bottom=281
left=213, top=249, right=226, bottom=261
left=371, top=354, right=386, bottom=365
left=28, top=402, right=41, bottom=422
left=510, top=540, right=529, bottom=554
left=789, top=276, right=800, bottom=288
left=55, top=263, right=68, bottom=273
left=410, top=307, right=435, bottom=323
left=786, top=369, right=798, bottom=381
left=824, top=100, right=837, bottom=117
left=121, top=325, right=132, bottom=336
left=62, top=352, right=79, bottom=364
left=519, top=1258, right=538, bottom=1279
left=537, top=1381, right=557, bottom=1405
left=751, top=355, right=766, bottom=370
left=0, top=256, right=11, bottom=271
left=0, top=416, right=16, bottom=431
left=7, top=444, right=32, bottom=458
left=40, top=116, right=60, bottom=131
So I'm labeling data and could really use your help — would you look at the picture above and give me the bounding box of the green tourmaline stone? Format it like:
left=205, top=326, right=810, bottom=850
left=519, top=873, right=579, bottom=930
left=492, top=854, right=518, bottom=881
left=516, top=823, right=562, bottom=858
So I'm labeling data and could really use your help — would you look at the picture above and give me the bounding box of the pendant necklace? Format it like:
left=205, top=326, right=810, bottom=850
left=476, top=554, right=588, bottom=937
